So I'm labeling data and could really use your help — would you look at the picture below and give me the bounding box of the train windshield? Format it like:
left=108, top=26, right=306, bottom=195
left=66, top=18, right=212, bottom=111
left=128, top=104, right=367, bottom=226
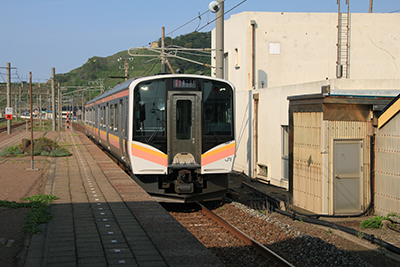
left=203, top=81, right=233, bottom=136
left=133, top=80, right=166, bottom=141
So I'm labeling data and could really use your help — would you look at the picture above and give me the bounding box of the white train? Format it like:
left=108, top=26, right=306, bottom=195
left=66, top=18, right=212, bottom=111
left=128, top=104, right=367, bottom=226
left=85, top=74, right=235, bottom=202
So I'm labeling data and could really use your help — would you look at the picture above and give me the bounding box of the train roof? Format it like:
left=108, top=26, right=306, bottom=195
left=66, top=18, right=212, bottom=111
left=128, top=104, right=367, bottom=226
left=85, top=74, right=235, bottom=106
left=86, top=77, right=136, bottom=105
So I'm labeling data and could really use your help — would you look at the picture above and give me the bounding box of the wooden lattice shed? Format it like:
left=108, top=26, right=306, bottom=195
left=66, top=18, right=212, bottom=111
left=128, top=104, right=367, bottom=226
left=288, top=92, right=393, bottom=215
left=375, top=94, right=400, bottom=216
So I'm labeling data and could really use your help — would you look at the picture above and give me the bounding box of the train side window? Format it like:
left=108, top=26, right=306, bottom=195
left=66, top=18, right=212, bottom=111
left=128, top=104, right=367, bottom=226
left=114, top=104, right=118, bottom=131
left=101, top=106, right=105, bottom=127
left=110, top=104, right=114, bottom=129
left=100, top=107, right=103, bottom=126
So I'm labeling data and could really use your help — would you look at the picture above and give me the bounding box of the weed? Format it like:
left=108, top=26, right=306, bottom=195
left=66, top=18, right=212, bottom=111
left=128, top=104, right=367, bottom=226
left=327, top=228, right=332, bottom=234
left=0, top=194, right=59, bottom=234
left=258, top=210, right=267, bottom=215
left=361, top=212, right=399, bottom=229
left=357, top=231, right=365, bottom=239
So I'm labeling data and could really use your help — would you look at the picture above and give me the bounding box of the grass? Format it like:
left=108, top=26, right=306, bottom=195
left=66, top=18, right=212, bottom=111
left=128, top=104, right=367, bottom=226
left=0, top=194, right=59, bottom=234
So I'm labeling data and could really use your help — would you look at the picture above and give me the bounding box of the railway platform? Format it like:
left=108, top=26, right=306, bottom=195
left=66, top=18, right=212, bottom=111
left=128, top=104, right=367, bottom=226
left=1, top=129, right=224, bottom=267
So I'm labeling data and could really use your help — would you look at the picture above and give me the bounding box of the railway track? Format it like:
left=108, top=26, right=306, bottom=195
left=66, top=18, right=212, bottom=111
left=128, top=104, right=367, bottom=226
left=73, top=122, right=400, bottom=266
left=0, top=121, right=28, bottom=133
left=74, top=122, right=293, bottom=266
left=167, top=202, right=293, bottom=267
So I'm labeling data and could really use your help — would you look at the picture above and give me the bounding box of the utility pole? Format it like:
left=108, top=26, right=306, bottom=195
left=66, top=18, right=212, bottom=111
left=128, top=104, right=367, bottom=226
left=215, top=0, right=224, bottom=78
left=4, top=63, right=17, bottom=134
left=58, top=83, right=61, bottom=131
left=29, top=72, right=34, bottom=169
left=161, top=27, right=174, bottom=73
left=88, top=78, right=105, bottom=94
left=117, top=57, right=134, bottom=80
left=369, top=0, right=373, bottom=13
left=7, top=63, right=11, bottom=134
left=52, top=67, right=56, bottom=131
left=161, top=27, right=167, bottom=73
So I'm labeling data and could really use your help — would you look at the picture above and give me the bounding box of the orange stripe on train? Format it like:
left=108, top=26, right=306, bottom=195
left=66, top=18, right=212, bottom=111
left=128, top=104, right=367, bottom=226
left=201, top=142, right=235, bottom=166
left=131, top=143, right=167, bottom=166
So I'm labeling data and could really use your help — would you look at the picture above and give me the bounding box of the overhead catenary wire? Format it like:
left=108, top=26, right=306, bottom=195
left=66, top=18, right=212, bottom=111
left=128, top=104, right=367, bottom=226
left=196, top=0, right=247, bottom=32
left=131, top=0, right=248, bottom=72
left=142, top=0, right=248, bottom=48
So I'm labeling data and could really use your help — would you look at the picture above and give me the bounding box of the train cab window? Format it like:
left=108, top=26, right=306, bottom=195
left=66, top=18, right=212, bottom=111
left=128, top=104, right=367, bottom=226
left=133, top=80, right=166, bottom=137
left=133, top=79, right=167, bottom=152
left=203, top=81, right=233, bottom=136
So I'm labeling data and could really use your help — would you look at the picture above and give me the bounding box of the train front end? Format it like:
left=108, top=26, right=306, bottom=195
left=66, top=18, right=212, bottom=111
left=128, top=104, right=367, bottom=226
left=128, top=75, right=235, bottom=202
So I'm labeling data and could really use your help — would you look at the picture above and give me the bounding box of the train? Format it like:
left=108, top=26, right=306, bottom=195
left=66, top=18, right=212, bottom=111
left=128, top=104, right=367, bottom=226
left=84, top=74, right=235, bottom=202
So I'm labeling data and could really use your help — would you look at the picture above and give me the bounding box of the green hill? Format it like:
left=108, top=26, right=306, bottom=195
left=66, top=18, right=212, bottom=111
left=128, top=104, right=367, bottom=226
left=54, top=31, right=211, bottom=98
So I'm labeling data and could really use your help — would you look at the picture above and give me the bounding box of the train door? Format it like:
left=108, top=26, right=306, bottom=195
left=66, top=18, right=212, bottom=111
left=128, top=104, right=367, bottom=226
left=167, top=92, right=202, bottom=166
left=333, top=139, right=363, bottom=214
left=120, top=98, right=129, bottom=164
left=96, top=105, right=100, bottom=142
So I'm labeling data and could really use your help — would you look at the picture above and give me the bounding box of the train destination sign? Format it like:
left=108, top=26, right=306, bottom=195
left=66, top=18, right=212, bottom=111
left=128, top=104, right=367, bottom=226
left=172, top=79, right=196, bottom=89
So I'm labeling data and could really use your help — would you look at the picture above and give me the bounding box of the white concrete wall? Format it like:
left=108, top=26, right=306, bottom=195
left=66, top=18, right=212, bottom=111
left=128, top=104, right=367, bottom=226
left=255, top=80, right=329, bottom=187
left=218, top=12, right=400, bottom=88
left=212, top=11, right=400, bottom=188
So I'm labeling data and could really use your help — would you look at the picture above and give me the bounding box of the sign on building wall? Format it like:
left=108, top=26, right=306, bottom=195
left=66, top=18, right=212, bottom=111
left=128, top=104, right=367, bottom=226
left=269, top=42, right=281, bottom=55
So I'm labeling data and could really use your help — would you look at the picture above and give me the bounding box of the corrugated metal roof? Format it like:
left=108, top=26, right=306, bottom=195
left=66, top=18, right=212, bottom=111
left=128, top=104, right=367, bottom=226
left=377, top=94, right=400, bottom=128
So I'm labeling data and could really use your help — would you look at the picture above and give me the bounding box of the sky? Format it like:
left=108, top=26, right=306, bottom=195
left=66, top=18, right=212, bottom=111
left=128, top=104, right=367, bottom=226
left=1, top=0, right=399, bottom=82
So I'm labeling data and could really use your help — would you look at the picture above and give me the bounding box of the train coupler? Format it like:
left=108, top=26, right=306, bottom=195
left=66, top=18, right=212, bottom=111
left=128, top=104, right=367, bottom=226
left=175, top=170, right=194, bottom=193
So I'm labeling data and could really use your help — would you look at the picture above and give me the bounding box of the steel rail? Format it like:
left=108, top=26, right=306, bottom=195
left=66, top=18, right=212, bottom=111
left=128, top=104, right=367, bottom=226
left=0, top=121, right=28, bottom=133
left=197, top=202, right=294, bottom=267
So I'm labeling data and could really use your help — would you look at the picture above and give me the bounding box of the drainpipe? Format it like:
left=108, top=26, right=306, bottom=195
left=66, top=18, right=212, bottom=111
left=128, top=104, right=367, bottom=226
left=253, top=94, right=259, bottom=176
left=251, top=20, right=256, bottom=89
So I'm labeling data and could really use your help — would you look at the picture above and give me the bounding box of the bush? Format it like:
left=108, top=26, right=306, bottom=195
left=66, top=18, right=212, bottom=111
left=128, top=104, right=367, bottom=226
left=49, top=147, right=72, bottom=157
left=41, top=151, right=50, bottom=156
left=1, top=137, right=71, bottom=158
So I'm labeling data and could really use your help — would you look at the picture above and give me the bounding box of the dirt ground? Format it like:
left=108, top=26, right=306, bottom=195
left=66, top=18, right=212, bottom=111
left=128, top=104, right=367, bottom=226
left=0, top=129, right=54, bottom=267
left=0, top=156, right=50, bottom=267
